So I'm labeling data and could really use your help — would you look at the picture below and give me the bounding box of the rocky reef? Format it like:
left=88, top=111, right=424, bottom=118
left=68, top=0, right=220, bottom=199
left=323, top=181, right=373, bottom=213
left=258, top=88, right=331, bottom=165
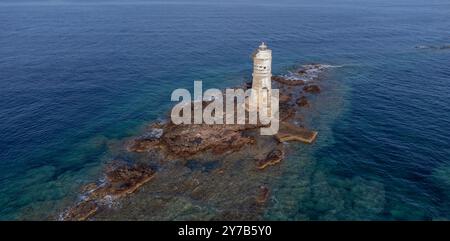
left=60, top=162, right=155, bottom=220
left=60, top=64, right=333, bottom=221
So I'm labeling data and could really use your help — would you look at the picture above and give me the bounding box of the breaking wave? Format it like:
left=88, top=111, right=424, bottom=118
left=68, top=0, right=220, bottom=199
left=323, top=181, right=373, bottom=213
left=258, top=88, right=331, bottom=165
left=281, top=64, right=343, bottom=82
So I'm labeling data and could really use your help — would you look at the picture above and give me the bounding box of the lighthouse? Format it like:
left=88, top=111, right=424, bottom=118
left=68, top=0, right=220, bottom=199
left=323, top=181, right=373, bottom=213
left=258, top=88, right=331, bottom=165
left=250, top=42, right=272, bottom=112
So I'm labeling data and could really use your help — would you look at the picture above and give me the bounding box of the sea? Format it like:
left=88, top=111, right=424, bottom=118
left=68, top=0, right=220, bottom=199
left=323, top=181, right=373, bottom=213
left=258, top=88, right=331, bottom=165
left=1, top=0, right=450, bottom=220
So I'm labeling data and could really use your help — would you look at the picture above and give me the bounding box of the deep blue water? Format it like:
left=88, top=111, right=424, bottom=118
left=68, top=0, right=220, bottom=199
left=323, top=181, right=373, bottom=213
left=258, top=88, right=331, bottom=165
left=1, top=0, right=450, bottom=220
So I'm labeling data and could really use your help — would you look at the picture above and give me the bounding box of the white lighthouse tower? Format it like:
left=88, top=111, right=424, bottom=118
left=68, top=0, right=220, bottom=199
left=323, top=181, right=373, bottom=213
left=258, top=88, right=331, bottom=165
left=250, top=42, right=272, bottom=111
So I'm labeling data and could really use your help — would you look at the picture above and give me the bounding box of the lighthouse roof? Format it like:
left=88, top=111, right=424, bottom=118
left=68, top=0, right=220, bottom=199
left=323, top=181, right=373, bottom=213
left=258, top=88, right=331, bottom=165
left=252, top=42, right=270, bottom=58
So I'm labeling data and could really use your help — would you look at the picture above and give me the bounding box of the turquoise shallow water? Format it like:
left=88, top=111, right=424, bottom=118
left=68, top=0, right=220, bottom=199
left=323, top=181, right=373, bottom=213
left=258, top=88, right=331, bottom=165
left=0, top=0, right=450, bottom=220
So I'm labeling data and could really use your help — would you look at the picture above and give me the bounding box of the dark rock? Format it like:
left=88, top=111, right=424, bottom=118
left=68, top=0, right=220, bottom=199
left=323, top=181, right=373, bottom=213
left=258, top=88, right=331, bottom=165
left=257, top=149, right=284, bottom=170
left=296, top=96, right=309, bottom=107
left=279, top=94, right=292, bottom=103
left=60, top=162, right=155, bottom=220
left=256, top=185, right=270, bottom=204
left=59, top=200, right=98, bottom=221
left=279, top=103, right=296, bottom=121
left=297, top=69, right=307, bottom=75
left=303, top=85, right=321, bottom=94
left=128, top=128, right=163, bottom=152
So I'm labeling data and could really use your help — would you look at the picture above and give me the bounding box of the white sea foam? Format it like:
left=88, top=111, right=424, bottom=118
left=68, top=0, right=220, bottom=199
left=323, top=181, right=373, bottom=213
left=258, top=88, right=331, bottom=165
left=281, top=64, right=342, bottom=82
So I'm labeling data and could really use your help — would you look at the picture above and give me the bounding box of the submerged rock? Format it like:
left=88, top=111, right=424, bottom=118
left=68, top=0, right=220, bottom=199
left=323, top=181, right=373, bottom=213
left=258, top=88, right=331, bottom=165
left=128, top=128, right=164, bottom=153
left=296, top=96, right=310, bottom=107
left=279, top=94, right=292, bottom=103
left=257, top=148, right=284, bottom=170
left=279, top=103, right=296, bottom=121
left=276, top=122, right=317, bottom=144
left=128, top=138, right=161, bottom=153
left=303, top=85, right=321, bottom=94
left=103, top=163, right=155, bottom=197
left=256, top=185, right=270, bottom=204
left=60, top=200, right=98, bottom=221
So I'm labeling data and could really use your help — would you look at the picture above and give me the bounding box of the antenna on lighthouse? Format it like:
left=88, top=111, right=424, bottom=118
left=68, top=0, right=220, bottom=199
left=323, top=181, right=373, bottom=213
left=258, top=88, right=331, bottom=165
left=259, top=42, right=268, bottom=50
